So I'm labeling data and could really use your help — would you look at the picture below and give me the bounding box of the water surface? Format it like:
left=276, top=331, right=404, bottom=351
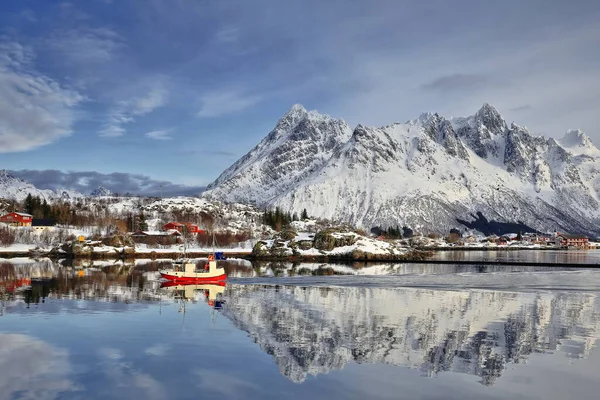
left=1, top=259, right=599, bottom=399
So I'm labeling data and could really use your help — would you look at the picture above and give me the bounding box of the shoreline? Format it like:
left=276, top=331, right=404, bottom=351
left=0, top=247, right=598, bottom=267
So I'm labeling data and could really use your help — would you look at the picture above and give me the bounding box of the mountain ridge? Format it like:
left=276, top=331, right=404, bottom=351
left=203, top=104, right=600, bottom=236
left=0, top=170, right=84, bottom=202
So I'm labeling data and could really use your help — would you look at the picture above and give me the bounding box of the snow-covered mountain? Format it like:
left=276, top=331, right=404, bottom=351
left=0, top=170, right=83, bottom=202
left=204, top=104, right=600, bottom=236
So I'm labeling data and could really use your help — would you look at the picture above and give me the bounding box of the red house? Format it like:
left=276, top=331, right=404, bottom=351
left=0, top=212, right=33, bottom=227
left=163, top=222, right=203, bottom=234
left=163, top=222, right=184, bottom=231
left=556, top=233, right=589, bottom=248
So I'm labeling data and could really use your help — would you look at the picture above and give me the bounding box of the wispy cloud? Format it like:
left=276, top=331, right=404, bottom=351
left=214, top=27, right=239, bottom=43
left=100, top=87, right=168, bottom=137
left=421, top=73, right=491, bottom=93
left=0, top=40, right=83, bottom=152
left=10, top=169, right=205, bottom=196
left=45, top=27, right=124, bottom=65
left=197, top=89, right=261, bottom=118
left=19, top=9, right=37, bottom=22
left=145, top=129, right=172, bottom=140
left=510, top=104, right=533, bottom=112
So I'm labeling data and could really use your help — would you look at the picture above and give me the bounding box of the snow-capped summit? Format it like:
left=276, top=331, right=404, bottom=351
left=204, top=104, right=600, bottom=236
left=474, top=102, right=506, bottom=134
left=559, top=129, right=599, bottom=156
left=204, top=104, right=353, bottom=204
left=90, top=186, right=113, bottom=197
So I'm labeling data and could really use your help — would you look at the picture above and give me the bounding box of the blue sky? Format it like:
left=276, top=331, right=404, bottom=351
left=1, top=0, right=599, bottom=195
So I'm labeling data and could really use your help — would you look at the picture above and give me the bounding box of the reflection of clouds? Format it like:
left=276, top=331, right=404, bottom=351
left=195, top=369, right=261, bottom=398
left=98, top=346, right=166, bottom=400
left=0, top=333, right=77, bottom=399
left=145, top=344, right=170, bottom=356
left=99, top=347, right=123, bottom=360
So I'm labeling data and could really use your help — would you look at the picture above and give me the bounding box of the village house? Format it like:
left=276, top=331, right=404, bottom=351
left=162, top=222, right=205, bottom=234
left=0, top=212, right=33, bottom=227
left=130, top=230, right=182, bottom=245
left=555, top=233, right=589, bottom=248
left=522, top=233, right=552, bottom=245
left=31, top=218, right=56, bottom=232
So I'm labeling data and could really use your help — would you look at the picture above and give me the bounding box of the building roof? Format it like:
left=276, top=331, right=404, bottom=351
left=164, top=222, right=184, bottom=226
left=14, top=212, right=33, bottom=217
left=559, top=233, right=588, bottom=239
left=32, top=218, right=55, bottom=227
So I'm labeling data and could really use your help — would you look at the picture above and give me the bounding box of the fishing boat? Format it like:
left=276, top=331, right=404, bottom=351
left=159, top=252, right=227, bottom=283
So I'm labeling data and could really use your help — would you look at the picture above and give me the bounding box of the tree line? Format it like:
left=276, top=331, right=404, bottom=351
left=262, top=207, right=310, bottom=231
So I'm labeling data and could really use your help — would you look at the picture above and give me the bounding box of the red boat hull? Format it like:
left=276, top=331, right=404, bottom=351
left=160, top=280, right=226, bottom=288
left=159, top=272, right=227, bottom=284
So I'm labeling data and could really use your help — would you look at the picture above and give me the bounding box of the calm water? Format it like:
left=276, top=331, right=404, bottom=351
left=1, top=258, right=600, bottom=400
left=430, top=249, right=600, bottom=264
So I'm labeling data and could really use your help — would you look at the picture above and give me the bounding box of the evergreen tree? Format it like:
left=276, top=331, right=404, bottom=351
left=301, top=208, right=309, bottom=220
left=24, top=194, right=34, bottom=214
left=138, top=213, right=148, bottom=231
left=41, top=199, right=51, bottom=219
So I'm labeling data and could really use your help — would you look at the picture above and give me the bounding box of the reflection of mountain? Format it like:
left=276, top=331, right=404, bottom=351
left=222, top=285, right=600, bottom=385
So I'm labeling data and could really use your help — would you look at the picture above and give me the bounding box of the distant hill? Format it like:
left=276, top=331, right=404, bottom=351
left=0, top=170, right=84, bottom=202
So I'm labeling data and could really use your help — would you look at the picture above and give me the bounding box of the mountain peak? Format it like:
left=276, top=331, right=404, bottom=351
left=0, top=169, right=23, bottom=184
left=560, top=129, right=598, bottom=154
left=289, top=103, right=307, bottom=113
left=474, top=103, right=505, bottom=134
left=282, top=104, right=308, bottom=120
left=91, top=186, right=112, bottom=197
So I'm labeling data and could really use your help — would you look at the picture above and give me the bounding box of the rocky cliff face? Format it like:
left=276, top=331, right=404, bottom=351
left=204, top=104, right=600, bottom=236
left=222, top=284, right=600, bottom=385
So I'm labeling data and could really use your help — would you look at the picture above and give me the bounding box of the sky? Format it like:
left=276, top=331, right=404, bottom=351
left=1, top=0, right=599, bottom=195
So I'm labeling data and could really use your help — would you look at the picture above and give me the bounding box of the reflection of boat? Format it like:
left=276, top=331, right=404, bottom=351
left=159, top=252, right=227, bottom=284
left=160, top=282, right=226, bottom=308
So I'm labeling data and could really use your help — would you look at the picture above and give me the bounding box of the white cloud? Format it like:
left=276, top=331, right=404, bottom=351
left=100, top=87, right=168, bottom=137
left=99, top=124, right=126, bottom=138
left=197, top=89, right=261, bottom=118
left=132, top=88, right=167, bottom=115
left=145, top=129, right=172, bottom=140
left=0, top=40, right=83, bottom=152
left=0, top=333, right=77, bottom=399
